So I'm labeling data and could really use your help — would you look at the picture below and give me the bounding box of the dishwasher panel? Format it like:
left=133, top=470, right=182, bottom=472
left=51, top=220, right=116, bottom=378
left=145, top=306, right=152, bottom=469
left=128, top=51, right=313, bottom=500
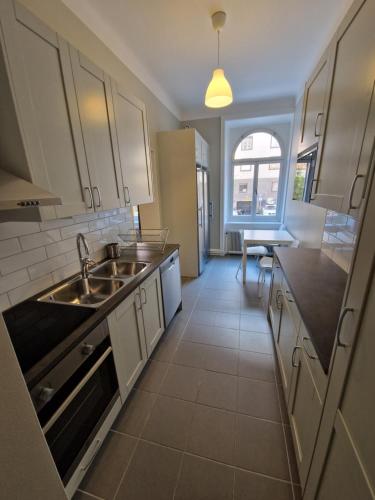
left=160, top=250, right=182, bottom=327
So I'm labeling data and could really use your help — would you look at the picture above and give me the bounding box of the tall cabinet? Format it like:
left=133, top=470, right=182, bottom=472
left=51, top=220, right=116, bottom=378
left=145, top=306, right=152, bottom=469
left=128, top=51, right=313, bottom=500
left=158, top=129, right=209, bottom=277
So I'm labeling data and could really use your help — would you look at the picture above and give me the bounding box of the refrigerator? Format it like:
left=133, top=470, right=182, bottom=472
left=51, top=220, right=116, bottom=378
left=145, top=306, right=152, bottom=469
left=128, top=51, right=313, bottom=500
left=197, top=167, right=209, bottom=274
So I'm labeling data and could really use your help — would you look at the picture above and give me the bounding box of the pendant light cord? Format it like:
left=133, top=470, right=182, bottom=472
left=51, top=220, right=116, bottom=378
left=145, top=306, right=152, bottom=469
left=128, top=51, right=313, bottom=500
left=217, top=30, right=220, bottom=67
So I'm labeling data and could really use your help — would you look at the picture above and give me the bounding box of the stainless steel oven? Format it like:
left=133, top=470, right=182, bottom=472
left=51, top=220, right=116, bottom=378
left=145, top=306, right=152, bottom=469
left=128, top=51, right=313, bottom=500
left=30, top=320, right=119, bottom=485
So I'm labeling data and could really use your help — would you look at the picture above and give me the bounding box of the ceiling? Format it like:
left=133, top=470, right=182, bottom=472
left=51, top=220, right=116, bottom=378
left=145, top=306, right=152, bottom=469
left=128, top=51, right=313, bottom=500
left=62, top=0, right=353, bottom=120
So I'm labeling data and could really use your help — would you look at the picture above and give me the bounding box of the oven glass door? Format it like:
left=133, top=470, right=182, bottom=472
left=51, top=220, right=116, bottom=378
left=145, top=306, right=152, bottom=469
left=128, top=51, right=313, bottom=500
left=39, top=338, right=119, bottom=484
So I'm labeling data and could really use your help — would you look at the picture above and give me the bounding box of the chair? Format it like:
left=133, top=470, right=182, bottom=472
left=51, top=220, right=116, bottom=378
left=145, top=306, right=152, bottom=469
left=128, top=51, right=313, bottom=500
left=235, top=230, right=268, bottom=279
left=257, top=239, right=300, bottom=298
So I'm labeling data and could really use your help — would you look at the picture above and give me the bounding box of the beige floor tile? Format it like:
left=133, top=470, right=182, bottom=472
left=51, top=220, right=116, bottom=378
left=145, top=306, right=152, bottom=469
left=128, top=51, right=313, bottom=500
left=187, top=404, right=236, bottom=464
left=240, top=314, right=271, bottom=334
left=172, top=341, right=209, bottom=369
left=239, top=331, right=274, bottom=355
left=135, top=360, right=169, bottom=393
left=141, top=395, right=195, bottom=450
left=237, top=377, right=281, bottom=422
left=80, top=432, right=136, bottom=499
left=234, top=469, right=293, bottom=500
left=112, top=390, right=156, bottom=437
left=116, top=441, right=182, bottom=500
left=235, top=414, right=290, bottom=480
left=197, top=370, right=237, bottom=411
left=174, top=454, right=235, bottom=500
left=204, top=345, right=238, bottom=375
left=238, top=350, right=275, bottom=382
left=160, top=364, right=203, bottom=401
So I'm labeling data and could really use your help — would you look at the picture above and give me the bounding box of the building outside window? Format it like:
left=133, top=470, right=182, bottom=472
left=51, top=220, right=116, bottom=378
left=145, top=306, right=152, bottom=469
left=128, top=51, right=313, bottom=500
left=230, top=131, right=285, bottom=221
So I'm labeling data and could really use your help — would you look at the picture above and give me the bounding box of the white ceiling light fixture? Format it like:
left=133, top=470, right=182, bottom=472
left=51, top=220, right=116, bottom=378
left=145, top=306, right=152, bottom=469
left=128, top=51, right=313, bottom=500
left=205, top=10, right=233, bottom=109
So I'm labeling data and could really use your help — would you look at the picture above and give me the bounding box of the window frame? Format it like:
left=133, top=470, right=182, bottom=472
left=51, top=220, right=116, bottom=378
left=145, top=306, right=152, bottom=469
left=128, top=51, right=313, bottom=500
left=229, top=130, right=286, bottom=223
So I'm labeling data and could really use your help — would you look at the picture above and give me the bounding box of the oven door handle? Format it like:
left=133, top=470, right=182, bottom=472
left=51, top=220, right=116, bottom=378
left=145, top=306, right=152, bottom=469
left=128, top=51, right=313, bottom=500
left=42, top=346, right=113, bottom=435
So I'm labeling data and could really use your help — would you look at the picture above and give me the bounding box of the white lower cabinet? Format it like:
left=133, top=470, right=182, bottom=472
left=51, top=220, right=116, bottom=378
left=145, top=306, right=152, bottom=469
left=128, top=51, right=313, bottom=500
left=108, top=269, right=165, bottom=401
left=140, top=269, right=165, bottom=356
left=289, top=347, right=323, bottom=488
left=107, top=289, right=147, bottom=401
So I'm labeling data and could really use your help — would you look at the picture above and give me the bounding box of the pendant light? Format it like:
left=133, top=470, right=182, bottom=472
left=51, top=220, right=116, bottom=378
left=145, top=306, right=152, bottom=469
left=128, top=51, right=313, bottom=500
left=205, top=11, right=233, bottom=109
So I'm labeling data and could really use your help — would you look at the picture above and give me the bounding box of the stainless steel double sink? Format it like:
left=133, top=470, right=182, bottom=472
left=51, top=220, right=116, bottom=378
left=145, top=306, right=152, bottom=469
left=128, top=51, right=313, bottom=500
left=37, top=260, right=150, bottom=307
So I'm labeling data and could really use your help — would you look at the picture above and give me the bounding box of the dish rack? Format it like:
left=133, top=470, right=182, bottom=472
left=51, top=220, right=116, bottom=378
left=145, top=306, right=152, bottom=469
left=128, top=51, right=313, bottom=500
left=118, top=228, right=170, bottom=253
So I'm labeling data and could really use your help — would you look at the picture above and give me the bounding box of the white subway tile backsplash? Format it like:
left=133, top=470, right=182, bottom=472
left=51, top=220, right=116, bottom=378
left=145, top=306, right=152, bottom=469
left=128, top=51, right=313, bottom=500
left=0, top=208, right=132, bottom=307
left=8, top=275, right=54, bottom=305
left=46, top=237, right=76, bottom=258
left=28, top=254, right=67, bottom=281
left=0, top=293, right=10, bottom=312
left=60, top=222, right=90, bottom=240
left=0, top=238, right=21, bottom=258
left=0, top=221, right=40, bottom=240
left=19, top=229, right=61, bottom=251
left=0, top=247, right=46, bottom=275
left=0, top=269, right=29, bottom=294
left=323, top=211, right=358, bottom=273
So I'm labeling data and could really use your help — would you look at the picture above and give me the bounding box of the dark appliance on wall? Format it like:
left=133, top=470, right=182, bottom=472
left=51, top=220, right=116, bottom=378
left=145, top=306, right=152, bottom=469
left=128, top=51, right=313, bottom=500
left=3, top=301, right=120, bottom=488
left=293, top=147, right=318, bottom=203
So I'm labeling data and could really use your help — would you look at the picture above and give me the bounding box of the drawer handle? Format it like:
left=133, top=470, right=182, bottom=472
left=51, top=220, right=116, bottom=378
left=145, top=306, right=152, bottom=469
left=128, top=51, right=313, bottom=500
left=292, top=346, right=301, bottom=368
left=84, top=187, right=93, bottom=209
left=314, top=112, right=324, bottom=137
left=135, top=292, right=142, bottom=310
left=141, top=287, right=147, bottom=305
left=348, top=174, right=365, bottom=211
left=81, top=439, right=101, bottom=471
left=302, top=337, right=318, bottom=360
left=124, top=186, right=131, bottom=206
left=337, top=307, right=354, bottom=348
left=276, top=290, right=283, bottom=310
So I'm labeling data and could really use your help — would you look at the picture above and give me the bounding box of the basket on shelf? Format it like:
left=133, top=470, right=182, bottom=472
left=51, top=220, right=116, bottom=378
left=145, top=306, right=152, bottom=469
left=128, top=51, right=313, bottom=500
left=118, top=228, right=169, bottom=253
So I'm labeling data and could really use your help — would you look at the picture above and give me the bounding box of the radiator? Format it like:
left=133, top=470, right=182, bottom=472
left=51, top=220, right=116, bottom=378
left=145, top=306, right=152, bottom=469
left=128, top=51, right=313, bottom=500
left=226, top=231, right=242, bottom=253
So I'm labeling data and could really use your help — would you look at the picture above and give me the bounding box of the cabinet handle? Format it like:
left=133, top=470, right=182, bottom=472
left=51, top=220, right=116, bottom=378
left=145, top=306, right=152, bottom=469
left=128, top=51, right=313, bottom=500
left=348, top=174, right=365, bottom=211
left=84, top=187, right=93, bottom=209
left=124, top=186, right=131, bottom=206
left=302, top=337, right=318, bottom=360
left=92, top=186, right=102, bottom=208
left=81, top=439, right=101, bottom=471
left=285, top=290, right=294, bottom=303
left=141, top=287, right=147, bottom=305
left=135, top=292, right=142, bottom=310
left=276, top=290, right=283, bottom=310
left=292, top=345, right=302, bottom=368
left=209, top=201, right=214, bottom=218
left=310, top=179, right=319, bottom=201
left=337, top=307, right=354, bottom=348
left=198, top=207, right=203, bottom=227
left=314, top=112, right=324, bottom=137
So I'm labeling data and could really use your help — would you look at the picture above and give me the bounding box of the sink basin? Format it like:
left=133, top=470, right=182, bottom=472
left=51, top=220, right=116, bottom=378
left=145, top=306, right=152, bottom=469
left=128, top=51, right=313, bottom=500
left=90, top=260, right=149, bottom=279
left=37, top=276, right=125, bottom=307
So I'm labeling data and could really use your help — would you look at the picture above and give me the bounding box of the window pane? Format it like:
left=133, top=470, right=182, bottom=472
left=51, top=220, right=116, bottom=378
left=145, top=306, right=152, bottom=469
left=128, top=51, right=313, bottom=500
left=256, top=163, right=280, bottom=216
left=234, top=132, right=281, bottom=160
left=233, top=164, right=254, bottom=216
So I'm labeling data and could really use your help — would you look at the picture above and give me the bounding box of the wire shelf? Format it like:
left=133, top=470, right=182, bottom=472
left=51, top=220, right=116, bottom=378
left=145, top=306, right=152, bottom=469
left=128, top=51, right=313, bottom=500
left=118, top=228, right=169, bottom=253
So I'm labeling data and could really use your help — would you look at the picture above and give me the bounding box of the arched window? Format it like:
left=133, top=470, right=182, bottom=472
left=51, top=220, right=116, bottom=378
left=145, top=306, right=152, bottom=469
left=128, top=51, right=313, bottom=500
left=231, top=131, right=285, bottom=220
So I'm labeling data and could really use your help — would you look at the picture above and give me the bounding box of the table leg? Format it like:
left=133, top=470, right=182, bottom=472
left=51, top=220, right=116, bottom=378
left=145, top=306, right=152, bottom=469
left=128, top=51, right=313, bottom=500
left=242, top=242, right=247, bottom=284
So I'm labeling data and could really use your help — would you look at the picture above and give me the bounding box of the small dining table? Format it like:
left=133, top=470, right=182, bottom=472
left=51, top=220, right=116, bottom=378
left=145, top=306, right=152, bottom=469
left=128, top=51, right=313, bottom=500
left=242, top=229, right=295, bottom=283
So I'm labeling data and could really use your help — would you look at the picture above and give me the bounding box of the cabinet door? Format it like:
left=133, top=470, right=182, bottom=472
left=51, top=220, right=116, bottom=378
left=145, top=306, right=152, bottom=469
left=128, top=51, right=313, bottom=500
left=0, top=2, right=92, bottom=219
left=277, top=296, right=300, bottom=399
left=70, top=49, right=122, bottom=211
left=289, top=349, right=323, bottom=488
left=299, top=51, right=332, bottom=154
left=111, top=80, right=153, bottom=206
left=316, top=411, right=374, bottom=500
left=313, top=0, right=375, bottom=213
left=140, top=269, right=165, bottom=356
left=107, top=290, right=147, bottom=401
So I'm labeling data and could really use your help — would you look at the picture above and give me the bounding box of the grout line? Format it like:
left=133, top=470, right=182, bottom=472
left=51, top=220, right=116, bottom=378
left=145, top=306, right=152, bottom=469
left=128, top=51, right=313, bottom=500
left=76, top=490, right=105, bottom=500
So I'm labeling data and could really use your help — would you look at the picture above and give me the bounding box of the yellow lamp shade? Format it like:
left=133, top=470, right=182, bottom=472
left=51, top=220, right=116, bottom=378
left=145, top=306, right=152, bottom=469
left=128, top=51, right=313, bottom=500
left=205, top=68, right=233, bottom=108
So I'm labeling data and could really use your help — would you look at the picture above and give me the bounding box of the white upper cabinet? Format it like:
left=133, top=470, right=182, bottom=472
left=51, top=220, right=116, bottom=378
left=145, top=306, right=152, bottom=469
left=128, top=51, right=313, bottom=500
left=69, top=49, right=122, bottom=212
left=0, top=1, right=92, bottom=219
left=299, top=49, right=332, bottom=154
left=111, top=81, right=153, bottom=206
left=312, top=0, right=375, bottom=213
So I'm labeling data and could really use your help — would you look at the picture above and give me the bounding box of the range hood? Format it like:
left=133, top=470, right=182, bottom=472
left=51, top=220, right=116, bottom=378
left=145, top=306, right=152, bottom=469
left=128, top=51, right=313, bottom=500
left=0, top=169, right=62, bottom=210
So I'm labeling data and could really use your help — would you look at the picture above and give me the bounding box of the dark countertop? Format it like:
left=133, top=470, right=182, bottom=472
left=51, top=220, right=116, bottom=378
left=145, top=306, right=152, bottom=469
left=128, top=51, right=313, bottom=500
left=274, top=247, right=347, bottom=374
left=5, top=244, right=179, bottom=387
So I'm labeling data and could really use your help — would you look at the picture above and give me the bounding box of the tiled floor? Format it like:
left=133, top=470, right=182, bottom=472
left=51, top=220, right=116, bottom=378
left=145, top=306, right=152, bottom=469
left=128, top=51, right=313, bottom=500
left=75, top=256, right=301, bottom=500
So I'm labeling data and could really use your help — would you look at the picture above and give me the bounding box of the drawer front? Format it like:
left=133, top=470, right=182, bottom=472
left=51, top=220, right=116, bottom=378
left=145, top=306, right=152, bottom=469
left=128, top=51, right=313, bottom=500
left=300, top=323, right=327, bottom=400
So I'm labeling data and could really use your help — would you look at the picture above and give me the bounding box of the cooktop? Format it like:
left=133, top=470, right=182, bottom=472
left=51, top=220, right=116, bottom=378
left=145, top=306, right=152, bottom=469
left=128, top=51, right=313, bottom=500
left=3, top=300, right=94, bottom=376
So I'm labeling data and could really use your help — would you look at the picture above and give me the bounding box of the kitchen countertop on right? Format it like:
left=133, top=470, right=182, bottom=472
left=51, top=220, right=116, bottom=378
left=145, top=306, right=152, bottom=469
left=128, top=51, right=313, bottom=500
left=274, top=247, right=348, bottom=374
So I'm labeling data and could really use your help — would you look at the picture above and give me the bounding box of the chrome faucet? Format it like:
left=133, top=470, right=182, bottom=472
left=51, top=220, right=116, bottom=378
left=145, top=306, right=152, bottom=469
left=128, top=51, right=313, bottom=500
left=76, top=233, right=96, bottom=278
